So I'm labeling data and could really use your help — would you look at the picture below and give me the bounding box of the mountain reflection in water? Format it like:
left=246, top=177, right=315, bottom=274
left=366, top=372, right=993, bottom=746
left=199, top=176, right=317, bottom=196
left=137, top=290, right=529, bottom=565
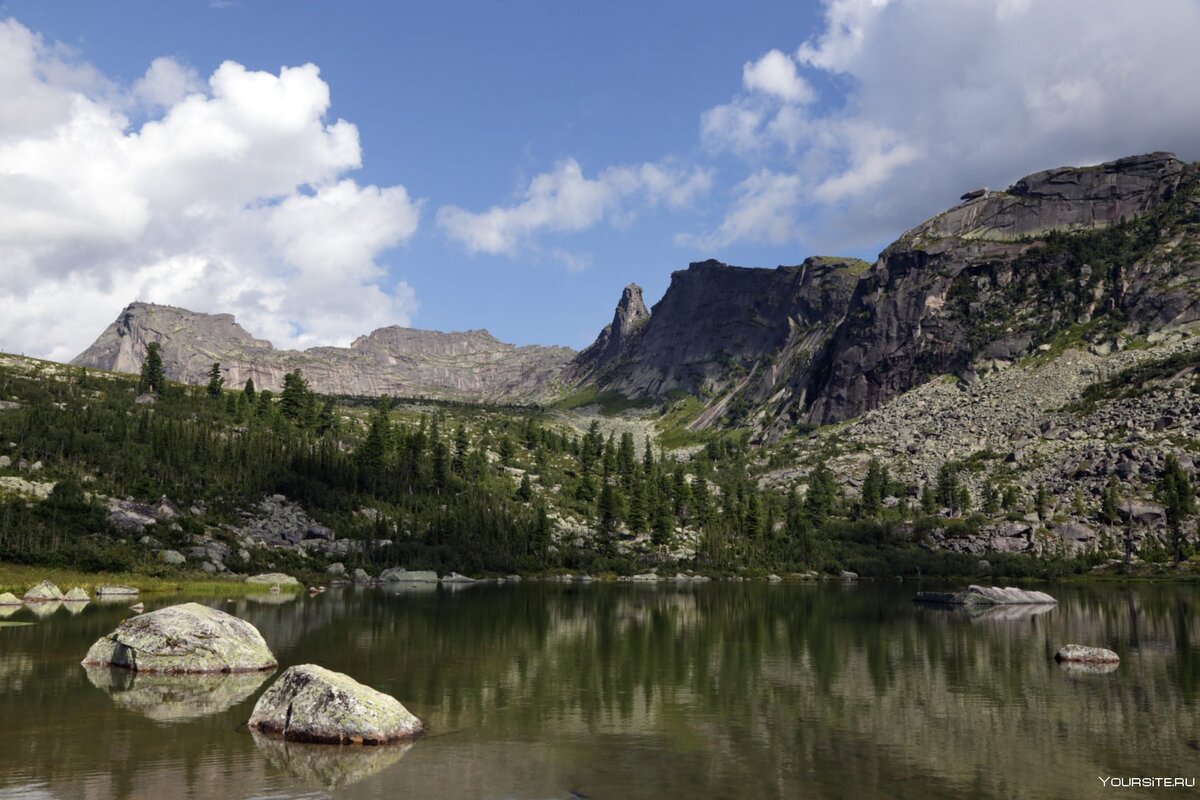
left=0, top=581, right=1197, bottom=799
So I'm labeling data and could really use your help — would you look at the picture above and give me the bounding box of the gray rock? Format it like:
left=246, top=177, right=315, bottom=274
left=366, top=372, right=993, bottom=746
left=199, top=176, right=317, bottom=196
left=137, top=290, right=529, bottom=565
left=0, top=592, right=22, bottom=606
left=914, top=585, right=1057, bottom=605
left=63, top=587, right=90, bottom=602
left=246, top=573, right=301, bottom=588
left=351, top=568, right=371, bottom=583
left=1055, top=644, right=1119, bottom=664
left=326, top=562, right=346, bottom=576
left=839, top=571, right=859, bottom=580
left=0, top=455, right=10, bottom=468
left=81, top=602, right=277, bottom=673
left=378, top=568, right=438, bottom=583
left=95, top=585, right=138, bottom=597
left=157, top=549, right=186, bottom=566
left=440, top=572, right=475, bottom=583
left=248, top=664, right=423, bottom=744
left=23, top=580, right=64, bottom=602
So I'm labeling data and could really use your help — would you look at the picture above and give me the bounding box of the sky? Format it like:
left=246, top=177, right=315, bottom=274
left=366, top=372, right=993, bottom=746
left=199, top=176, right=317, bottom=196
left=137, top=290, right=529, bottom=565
left=3, top=0, right=1200, bottom=361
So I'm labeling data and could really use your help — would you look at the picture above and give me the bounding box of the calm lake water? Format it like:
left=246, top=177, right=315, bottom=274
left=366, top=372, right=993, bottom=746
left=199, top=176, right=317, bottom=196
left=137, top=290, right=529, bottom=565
left=0, top=581, right=1197, bottom=799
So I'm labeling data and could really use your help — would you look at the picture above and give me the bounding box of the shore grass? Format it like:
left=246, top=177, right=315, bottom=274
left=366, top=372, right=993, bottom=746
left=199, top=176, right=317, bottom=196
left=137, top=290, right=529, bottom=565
left=0, top=564, right=304, bottom=596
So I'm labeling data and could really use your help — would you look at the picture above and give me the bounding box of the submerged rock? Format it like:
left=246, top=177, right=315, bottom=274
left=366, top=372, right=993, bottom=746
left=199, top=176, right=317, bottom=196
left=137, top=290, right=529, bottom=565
left=246, top=573, right=302, bottom=588
left=81, top=602, right=277, bottom=673
left=63, top=587, right=90, bottom=602
left=252, top=731, right=412, bottom=788
left=1055, top=644, right=1120, bottom=664
left=23, top=581, right=64, bottom=602
left=913, top=585, right=1057, bottom=605
left=84, top=666, right=270, bottom=722
left=249, top=664, right=424, bottom=745
left=0, top=592, right=21, bottom=606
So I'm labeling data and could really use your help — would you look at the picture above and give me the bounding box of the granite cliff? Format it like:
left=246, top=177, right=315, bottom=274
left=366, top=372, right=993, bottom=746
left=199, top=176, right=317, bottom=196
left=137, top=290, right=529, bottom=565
left=575, top=152, right=1200, bottom=438
left=73, top=303, right=574, bottom=404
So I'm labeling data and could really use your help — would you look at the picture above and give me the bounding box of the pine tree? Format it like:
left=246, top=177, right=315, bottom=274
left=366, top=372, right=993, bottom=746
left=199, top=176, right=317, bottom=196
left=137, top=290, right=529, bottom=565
left=1101, top=476, right=1121, bottom=525
left=280, top=370, right=310, bottom=422
left=983, top=483, right=1000, bottom=514
left=139, top=342, right=165, bottom=395
left=861, top=458, right=884, bottom=518
left=452, top=425, right=469, bottom=475
left=920, top=484, right=937, bottom=515
left=242, top=377, right=256, bottom=404
left=206, top=362, right=224, bottom=398
left=627, top=478, right=647, bottom=533
left=1158, top=454, right=1195, bottom=563
left=1035, top=485, right=1049, bottom=518
left=936, top=462, right=960, bottom=514
left=516, top=473, right=533, bottom=502
left=805, top=461, right=836, bottom=526
left=316, top=399, right=336, bottom=434
left=499, top=435, right=516, bottom=467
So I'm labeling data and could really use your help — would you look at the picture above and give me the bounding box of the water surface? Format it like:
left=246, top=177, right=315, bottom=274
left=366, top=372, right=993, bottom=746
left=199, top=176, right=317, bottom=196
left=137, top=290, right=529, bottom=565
left=0, top=581, right=1196, bottom=799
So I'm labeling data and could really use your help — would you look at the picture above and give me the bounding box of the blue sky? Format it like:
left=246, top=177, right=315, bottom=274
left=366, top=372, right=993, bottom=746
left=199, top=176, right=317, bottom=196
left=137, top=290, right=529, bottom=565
left=2, top=0, right=1200, bottom=359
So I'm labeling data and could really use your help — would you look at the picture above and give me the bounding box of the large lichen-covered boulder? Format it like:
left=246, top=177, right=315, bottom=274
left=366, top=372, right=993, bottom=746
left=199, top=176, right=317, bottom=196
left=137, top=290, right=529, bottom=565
left=23, top=580, right=64, bottom=602
left=63, top=587, right=90, bottom=602
left=95, top=585, right=138, bottom=597
left=0, top=592, right=22, bottom=606
left=81, top=602, right=277, bottom=673
left=249, top=664, right=423, bottom=744
left=1055, top=644, right=1120, bottom=664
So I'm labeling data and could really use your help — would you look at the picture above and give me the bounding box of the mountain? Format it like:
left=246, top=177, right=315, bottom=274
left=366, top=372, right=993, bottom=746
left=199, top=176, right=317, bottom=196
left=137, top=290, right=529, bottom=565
left=72, top=303, right=575, bottom=404
left=576, top=152, right=1200, bottom=438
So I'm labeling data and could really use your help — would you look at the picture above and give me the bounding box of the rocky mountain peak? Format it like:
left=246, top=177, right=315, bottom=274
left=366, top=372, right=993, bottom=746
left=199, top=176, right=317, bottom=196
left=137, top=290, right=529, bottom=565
left=570, top=283, right=651, bottom=381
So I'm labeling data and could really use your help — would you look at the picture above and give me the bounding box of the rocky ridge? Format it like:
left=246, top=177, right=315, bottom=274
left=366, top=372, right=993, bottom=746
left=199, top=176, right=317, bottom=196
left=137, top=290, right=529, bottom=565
left=73, top=303, right=575, bottom=404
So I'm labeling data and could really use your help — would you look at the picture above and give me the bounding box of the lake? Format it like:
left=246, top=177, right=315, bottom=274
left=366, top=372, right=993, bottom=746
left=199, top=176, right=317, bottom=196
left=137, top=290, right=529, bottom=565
left=0, top=581, right=1197, bottom=799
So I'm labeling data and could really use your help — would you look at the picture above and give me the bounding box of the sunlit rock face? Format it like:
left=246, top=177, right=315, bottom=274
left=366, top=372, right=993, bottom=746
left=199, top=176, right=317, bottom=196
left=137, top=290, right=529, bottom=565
left=84, top=667, right=271, bottom=722
left=81, top=602, right=277, bottom=673
left=249, top=664, right=423, bottom=745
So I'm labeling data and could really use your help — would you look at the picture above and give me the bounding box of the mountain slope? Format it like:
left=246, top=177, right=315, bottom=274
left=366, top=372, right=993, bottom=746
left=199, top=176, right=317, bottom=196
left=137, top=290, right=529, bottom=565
left=73, top=302, right=575, bottom=403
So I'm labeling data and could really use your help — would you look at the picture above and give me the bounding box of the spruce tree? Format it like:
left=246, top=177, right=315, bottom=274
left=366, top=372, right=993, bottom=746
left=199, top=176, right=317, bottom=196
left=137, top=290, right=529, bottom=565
left=1158, top=454, right=1195, bottom=563
left=139, top=342, right=165, bottom=395
left=516, top=473, right=533, bottom=502
left=243, top=377, right=256, bottom=404
left=206, top=362, right=224, bottom=398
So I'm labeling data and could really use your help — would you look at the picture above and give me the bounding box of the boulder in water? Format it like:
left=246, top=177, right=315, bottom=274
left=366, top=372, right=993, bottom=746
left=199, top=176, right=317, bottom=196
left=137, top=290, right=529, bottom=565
left=248, top=664, right=423, bottom=744
left=0, top=592, right=21, bottom=606
left=378, top=567, right=438, bottom=583
left=1055, top=644, right=1119, bottom=664
left=95, top=585, right=138, bottom=597
left=81, top=602, right=277, bottom=673
left=913, top=585, right=1056, bottom=605
left=246, top=573, right=302, bottom=588
left=23, top=580, right=64, bottom=602
left=63, top=587, right=90, bottom=602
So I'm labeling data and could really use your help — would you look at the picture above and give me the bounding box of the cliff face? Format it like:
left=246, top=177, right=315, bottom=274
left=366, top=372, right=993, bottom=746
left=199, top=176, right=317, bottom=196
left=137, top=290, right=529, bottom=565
left=572, top=256, right=867, bottom=426
left=576, top=152, right=1200, bottom=436
left=72, top=303, right=575, bottom=404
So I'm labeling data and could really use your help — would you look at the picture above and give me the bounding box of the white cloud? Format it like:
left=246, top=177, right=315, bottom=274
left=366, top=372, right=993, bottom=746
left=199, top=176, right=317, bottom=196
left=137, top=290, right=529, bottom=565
left=742, top=49, right=812, bottom=104
left=690, top=0, right=1200, bottom=250
left=677, top=170, right=803, bottom=250
left=0, top=18, right=421, bottom=361
left=437, top=158, right=711, bottom=256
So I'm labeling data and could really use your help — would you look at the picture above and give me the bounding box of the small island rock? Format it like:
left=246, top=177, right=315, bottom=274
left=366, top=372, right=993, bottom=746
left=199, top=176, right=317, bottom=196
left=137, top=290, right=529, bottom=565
left=1055, top=644, right=1120, bottom=664
left=0, top=592, right=22, bottom=606
left=249, top=664, right=423, bottom=745
left=246, top=573, right=302, bottom=588
left=81, top=602, right=277, bottom=673
left=63, top=587, right=90, bottom=602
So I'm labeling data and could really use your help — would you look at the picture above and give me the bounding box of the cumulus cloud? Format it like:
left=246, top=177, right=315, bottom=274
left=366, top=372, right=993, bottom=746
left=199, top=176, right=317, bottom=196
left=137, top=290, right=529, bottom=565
left=0, top=18, right=421, bottom=360
left=690, top=0, right=1200, bottom=251
left=437, top=158, right=711, bottom=257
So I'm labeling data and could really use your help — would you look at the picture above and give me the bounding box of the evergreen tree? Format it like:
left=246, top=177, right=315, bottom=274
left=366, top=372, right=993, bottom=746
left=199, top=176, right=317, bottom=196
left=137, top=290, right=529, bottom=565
left=516, top=473, right=533, bottom=502
left=1158, top=454, right=1195, bottom=563
left=920, top=484, right=937, bottom=515
left=1001, top=485, right=1020, bottom=512
left=280, top=370, right=311, bottom=422
left=206, top=362, right=224, bottom=398
left=936, top=462, right=961, bottom=514
left=452, top=426, right=469, bottom=475
left=255, top=389, right=274, bottom=417
left=805, top=461, right=837, bottom=526
left=499, top=435, right=516, bottom=467
left=1101, top=476, right=1122, bottom=525
left=139, top=342, right=165, bottom=395
left=1035, top=485, right=1049, bottom=518
left=983, top=483, right=1000, bottom=514
left=861, top=458, right=885, bottom=518
left=316, top=399, right=336, bottom=434
left=242, top=377, right=256, bottom=404
left=627, top=479, right=647, bottom=533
